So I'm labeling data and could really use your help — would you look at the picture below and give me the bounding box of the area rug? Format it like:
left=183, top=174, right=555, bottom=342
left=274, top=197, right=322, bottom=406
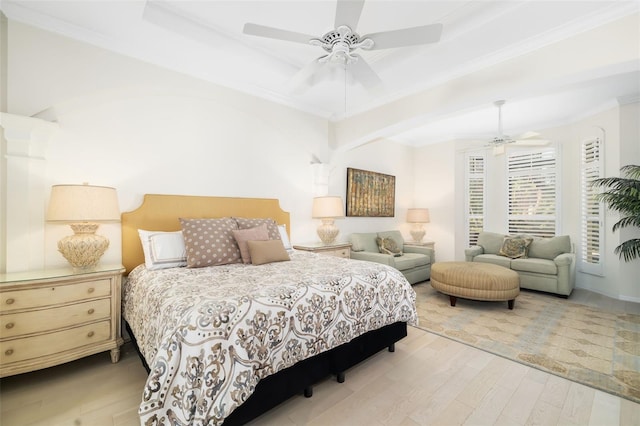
left=412, top=282, right=640, bottom=403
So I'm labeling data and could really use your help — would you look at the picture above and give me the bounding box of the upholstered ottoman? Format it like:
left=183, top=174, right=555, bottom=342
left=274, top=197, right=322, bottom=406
left=431, top=261, right=520, bottom=309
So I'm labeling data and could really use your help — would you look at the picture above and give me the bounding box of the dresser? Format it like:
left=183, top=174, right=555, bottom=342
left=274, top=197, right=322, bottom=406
left=0, top=265, right=125, bottom=377
left=293, top=242, right=352, bottom=259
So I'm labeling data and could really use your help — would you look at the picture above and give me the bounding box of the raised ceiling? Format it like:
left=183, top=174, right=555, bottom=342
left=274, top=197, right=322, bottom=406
left=2, top=0, right=639, bottom=146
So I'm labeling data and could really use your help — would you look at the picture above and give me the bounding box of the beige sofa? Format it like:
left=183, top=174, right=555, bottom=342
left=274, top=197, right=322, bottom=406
left=349, top=230, right=434, bottom=284
left=465, top=231, right=575, bottom=296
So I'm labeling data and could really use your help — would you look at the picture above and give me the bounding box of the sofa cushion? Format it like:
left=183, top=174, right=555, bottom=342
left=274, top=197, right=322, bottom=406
left=499, top=236, right=533, bottom=259
left=473, top=254, right=512, bottom=268
left=511, top=258, right=558, bottom=275
left=394, top=253, right=429, bottom=270
left=349, top=233, right=379, bottom=253
left=528, top=235, right=571, bottom=260
left=477, top=232, right=506, bottom=255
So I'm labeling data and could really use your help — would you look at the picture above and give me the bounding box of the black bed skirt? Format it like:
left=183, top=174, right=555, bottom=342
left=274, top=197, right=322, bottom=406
left=126, top=321, right=408, bottom=425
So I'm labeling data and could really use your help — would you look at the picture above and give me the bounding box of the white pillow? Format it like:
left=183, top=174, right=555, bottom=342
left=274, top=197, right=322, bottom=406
left=138, top=229, right=187, bottom=270
left=278, top=224, right=292, bottom=250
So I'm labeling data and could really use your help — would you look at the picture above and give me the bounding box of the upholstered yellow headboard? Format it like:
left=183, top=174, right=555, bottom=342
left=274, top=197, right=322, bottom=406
left=121, top=194, right=291, bottom=274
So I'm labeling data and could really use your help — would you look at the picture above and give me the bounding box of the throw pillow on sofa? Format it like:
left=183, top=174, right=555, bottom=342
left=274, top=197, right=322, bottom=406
left=376, top=236, right=403, bottom=256
left=499, top=236, right=533, bottom=259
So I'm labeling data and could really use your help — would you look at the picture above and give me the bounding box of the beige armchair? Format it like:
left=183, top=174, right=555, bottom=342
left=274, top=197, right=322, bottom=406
left=349, top=230, right=434, bottom=284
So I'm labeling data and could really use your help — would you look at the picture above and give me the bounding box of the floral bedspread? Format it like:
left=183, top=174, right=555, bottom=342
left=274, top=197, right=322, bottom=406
left=123, top=250, right=417, bottom=425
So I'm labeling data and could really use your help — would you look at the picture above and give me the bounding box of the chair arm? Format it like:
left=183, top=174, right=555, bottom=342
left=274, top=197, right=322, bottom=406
left=554, top=252, right=576, bottom=295
left=554, top=252, right=574, bottom=266
left=465, top=246, right=483, bottom=261
left=350, top=251, right=395, bottom=267
left=403, top=245, right=435, bottom=263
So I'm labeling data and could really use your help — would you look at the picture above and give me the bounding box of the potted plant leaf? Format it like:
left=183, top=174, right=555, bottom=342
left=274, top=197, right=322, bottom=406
left=592, top=164, right=640, bottom=262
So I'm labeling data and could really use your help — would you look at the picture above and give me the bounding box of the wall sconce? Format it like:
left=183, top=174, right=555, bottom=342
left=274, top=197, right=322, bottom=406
left=46, top=183, right=120, bottom=270
left=407, top=208, right=430, bottom=243
left=312, top=196, right=344, bottom=244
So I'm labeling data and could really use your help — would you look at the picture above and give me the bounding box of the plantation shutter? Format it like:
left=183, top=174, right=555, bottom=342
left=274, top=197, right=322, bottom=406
left=465, top=154, right=485, bottom=246
left=507, top=148, right=558, bottom=237
left=580, top=137, right=604, bottom=275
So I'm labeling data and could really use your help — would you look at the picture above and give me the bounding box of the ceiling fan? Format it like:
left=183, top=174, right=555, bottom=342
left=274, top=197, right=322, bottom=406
left=487, top=100, right=549, bottom=155
left=242, top=0, right=443, bottom=92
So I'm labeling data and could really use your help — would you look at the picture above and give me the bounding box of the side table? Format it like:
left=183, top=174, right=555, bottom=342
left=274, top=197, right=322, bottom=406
left=0, top=264, right=125, bottom=377
left=293, top=242, right=352, bottom=259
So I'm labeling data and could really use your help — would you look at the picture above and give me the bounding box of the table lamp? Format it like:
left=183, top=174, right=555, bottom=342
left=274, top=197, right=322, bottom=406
left=312, top=196, right=344, bottom=244
left=47, top=184, right=120, bottom=270
left=407, top=208, right=430, bottom=243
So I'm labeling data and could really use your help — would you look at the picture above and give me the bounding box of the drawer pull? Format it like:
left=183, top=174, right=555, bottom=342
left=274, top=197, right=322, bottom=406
left=88, top=288, right=95, bottom=294
left=5, top=322, right=14, bottom=329
left=87, top=331, right=95, bottom=338
left=88, top=308, right=95, bottom=315
left=5, top=349, right=13, bottom=356
left=5, top=298, right=14, bottom=305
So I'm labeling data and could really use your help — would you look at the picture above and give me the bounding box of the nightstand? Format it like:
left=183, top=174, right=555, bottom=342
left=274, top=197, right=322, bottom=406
left=404, top=240, right=435, bottom=250
left=293, top=242, right=352, bottom=259
left=0, top=264, right=125, bottom=377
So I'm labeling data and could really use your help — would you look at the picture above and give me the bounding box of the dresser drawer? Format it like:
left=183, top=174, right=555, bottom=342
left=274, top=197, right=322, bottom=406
left=0, top=298, right=111, bottom=339
left=335, top=248, right=351, bottom=258
left=1, top=320, right=111, bottom=365
left=323, top=248, right=351, bottom=258
left=1, top=279, right=111, bottom=312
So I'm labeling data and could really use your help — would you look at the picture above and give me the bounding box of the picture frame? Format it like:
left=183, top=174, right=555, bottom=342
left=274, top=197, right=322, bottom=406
left=346, top=167, right=396, bottom=217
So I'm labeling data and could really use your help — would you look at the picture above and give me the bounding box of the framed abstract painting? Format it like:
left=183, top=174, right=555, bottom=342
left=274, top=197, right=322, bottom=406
left=346, top=168, right=396, bottom=217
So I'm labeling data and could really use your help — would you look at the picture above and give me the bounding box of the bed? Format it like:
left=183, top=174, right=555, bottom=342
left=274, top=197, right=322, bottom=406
left=121, top=194, right=418, bottom=425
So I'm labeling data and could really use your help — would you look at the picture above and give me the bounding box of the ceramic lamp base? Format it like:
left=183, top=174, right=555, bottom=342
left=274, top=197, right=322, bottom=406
left=317, top=219, right=339, bottom=244
left=410, top=225, right=425, bottom=243
left=58, top=223, right=109, bottom=270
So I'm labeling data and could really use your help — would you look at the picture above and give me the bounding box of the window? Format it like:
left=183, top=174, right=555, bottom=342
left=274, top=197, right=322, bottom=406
left=465, top=154, right=485, bottom=246
left=507, top=147, right=558, bottom=237
left=580, top=137, right=604, bottom=275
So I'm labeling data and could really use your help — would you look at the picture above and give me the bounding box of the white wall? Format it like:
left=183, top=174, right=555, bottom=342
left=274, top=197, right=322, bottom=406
left=414, top=141, right=455, bottom=262
left=330, top=139, right=416, bottom=243
left=3, top=20, right=637, bottom=300
left=2, top=21, right=416, bottom=270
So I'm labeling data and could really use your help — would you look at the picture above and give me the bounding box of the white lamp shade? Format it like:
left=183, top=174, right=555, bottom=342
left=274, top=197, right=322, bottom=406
left=407, top=208, right=430, bottom=223
left=47, top=184, right=120, bottom=222
left=312, top=196, right=344, bottom=219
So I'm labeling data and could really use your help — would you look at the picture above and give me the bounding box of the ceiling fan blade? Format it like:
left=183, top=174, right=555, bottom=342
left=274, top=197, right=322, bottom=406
left=364, top=23, right=443, bottom=50
left=516, top=131, right=542, bottom=140
left=351, top=54, right=383, bottom=91
left=513, top=139, right=550, bottom=146
left=243, top=23, right=315, bottom=45
left=289, top=59, right=327, bottom=94
left=335, top=0, right=365, bottom=30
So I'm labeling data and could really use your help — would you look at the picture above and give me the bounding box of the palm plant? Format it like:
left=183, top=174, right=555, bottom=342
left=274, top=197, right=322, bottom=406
left=591, top=164, right=640, bottom=262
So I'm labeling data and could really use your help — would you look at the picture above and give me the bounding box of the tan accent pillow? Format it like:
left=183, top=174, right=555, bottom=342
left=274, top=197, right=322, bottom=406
left=499, top=236, right=533, bottom=259
left=376, top=236, right=403, bottom=256
left=232, top=224, right=269, bottom=264
left=179, top=217, right=242, bottom=267
left=234, top=217, right=280, bottom=240
left=247, top=239, right=290, bottom=265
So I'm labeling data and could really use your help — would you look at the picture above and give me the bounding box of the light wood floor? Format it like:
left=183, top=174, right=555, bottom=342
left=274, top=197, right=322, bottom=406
left=1, top=288, right=638, bottom=426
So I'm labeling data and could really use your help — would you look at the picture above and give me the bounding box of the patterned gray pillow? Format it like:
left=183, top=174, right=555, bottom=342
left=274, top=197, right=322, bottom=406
left=499, top=236, right=533, bottom=259
left=376, top=236, right=403, bottom=256
left=179, top=217, right=242, bottom=267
